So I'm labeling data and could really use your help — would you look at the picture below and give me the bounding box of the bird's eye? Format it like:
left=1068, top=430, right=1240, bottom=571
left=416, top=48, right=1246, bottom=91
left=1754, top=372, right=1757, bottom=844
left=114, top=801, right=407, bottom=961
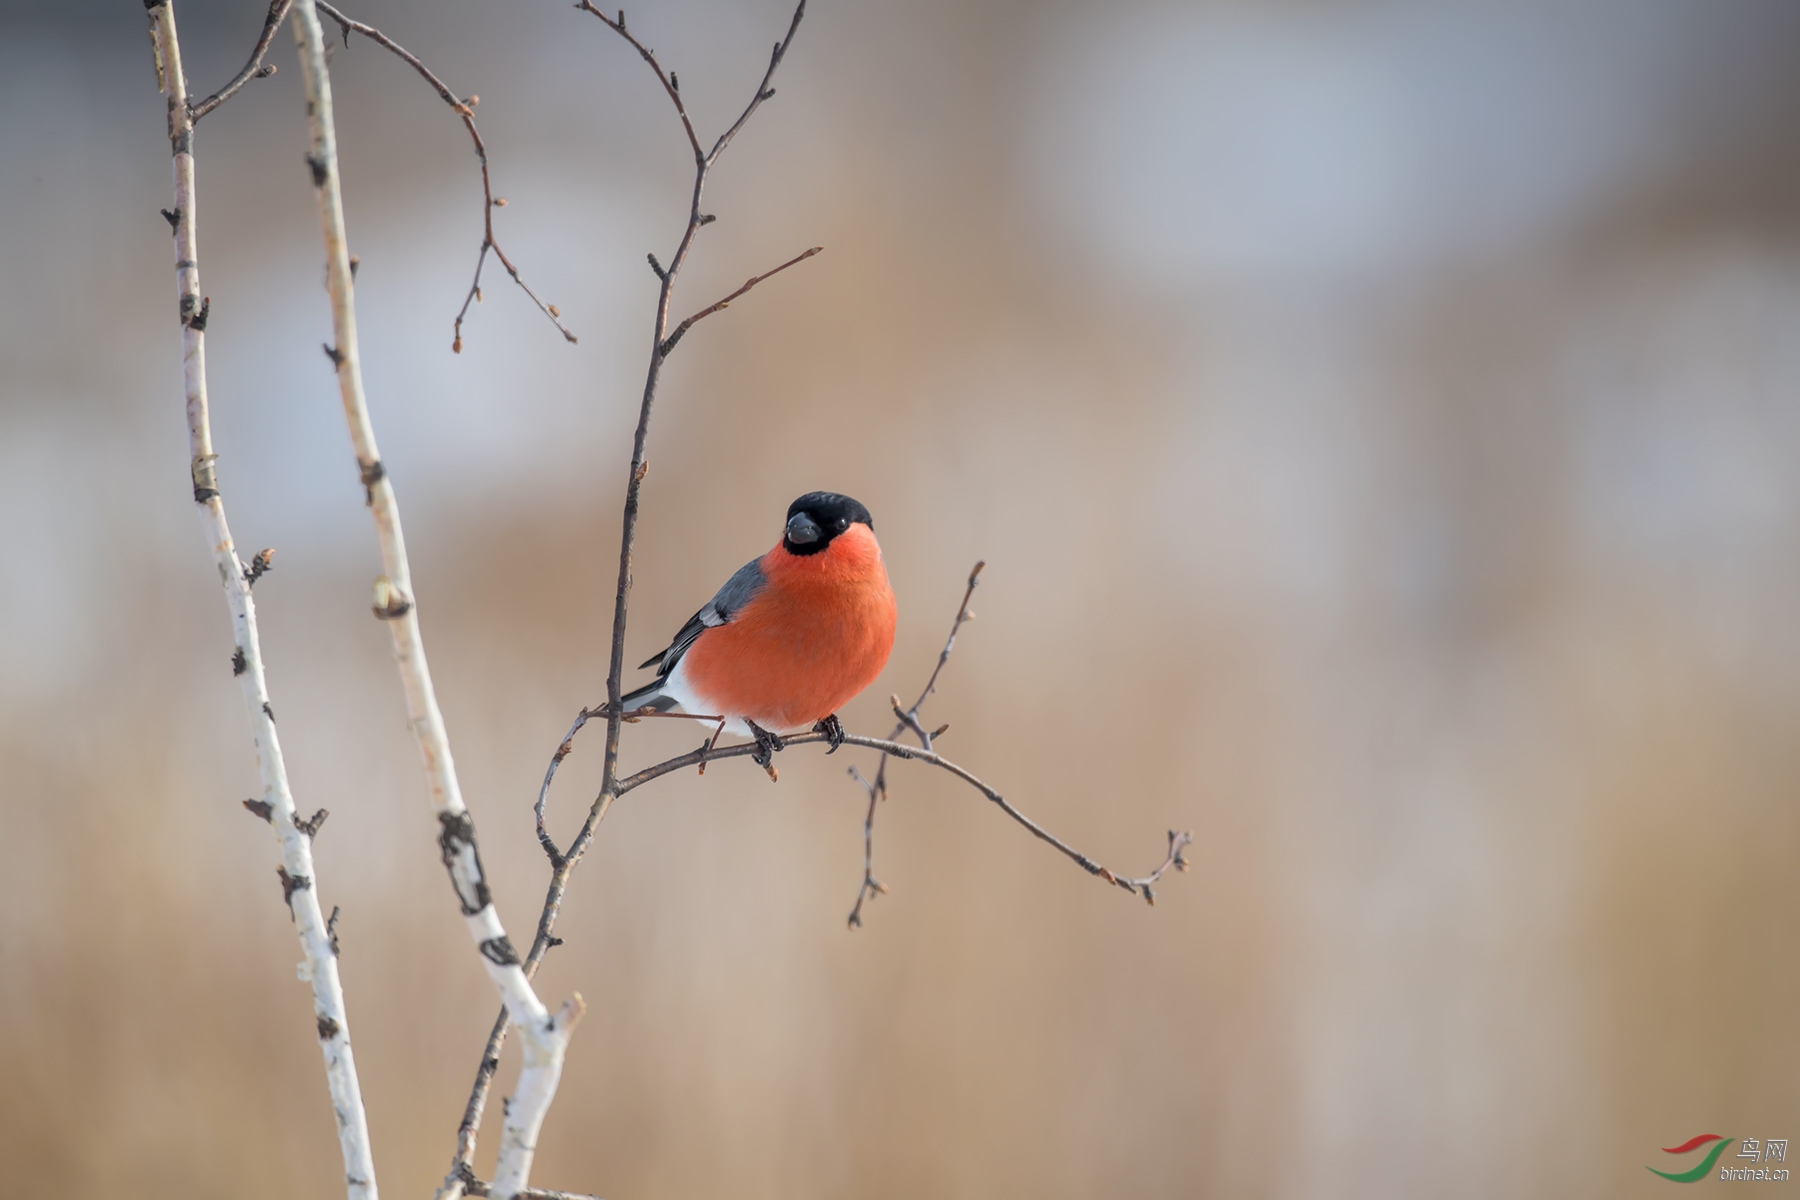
left=835, top=517, right=849, bottom=530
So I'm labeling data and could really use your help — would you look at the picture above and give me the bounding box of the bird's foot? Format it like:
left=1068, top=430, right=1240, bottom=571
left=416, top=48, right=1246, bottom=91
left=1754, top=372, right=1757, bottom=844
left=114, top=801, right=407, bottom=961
left=746, top=720, right=785, bottom=780
left=813, top=713, right=845, bottom=753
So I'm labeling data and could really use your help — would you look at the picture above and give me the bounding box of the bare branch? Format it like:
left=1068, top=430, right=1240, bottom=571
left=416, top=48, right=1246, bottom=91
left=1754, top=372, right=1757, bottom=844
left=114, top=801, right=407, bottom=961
left=534, top=710, right=588, bottom=868
left=314, top=1, right=576, bottom=350
left=189, top=0, right=292, bottom=122
left=290, top=4, right=582, bottom=1197
left=658, top=245, right=822, bottom=357
left=575, top=0, right=809, bottom=816
left=439, top=714, right=613, bottom=1198
left=446, top=4, right=813, bottom=1184
left=907, top=561, right=984, bottom=716
left=889, top=698, right=935, bottom=749
left=617, top=731, right=1193, bottom=905
left=573, top=2, right=705, bottom=162
left=462, top=1177, right=602, bottom=1200
left=846, top=561, right=983, bottom=925
left=534, top=707, right=722, bottom=863
left=147, top=3, right=377, bottom=1196
left=443, top=703, right=721, bottom=1195
left=845, top=764, right=888, bottom=929
left=705, top=0, right=807, bottom=166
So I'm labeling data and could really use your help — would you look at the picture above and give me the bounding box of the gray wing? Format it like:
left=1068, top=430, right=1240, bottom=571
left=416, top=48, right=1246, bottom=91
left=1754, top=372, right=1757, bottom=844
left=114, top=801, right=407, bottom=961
left=636, top=557, right=767, bottom=677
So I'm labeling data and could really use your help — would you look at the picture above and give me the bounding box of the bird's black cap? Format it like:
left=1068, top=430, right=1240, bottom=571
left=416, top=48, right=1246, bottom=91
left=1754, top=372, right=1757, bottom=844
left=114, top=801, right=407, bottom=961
left=784, top=492, right=873, bottom=556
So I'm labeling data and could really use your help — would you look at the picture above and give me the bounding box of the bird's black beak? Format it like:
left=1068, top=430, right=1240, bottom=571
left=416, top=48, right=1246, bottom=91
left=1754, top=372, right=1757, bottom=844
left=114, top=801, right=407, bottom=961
left=785, top=511, right=823, bottom=545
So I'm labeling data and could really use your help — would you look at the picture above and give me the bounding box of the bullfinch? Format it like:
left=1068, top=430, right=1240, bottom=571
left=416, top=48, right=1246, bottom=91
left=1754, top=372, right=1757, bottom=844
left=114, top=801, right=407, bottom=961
left=621, top=492, right=898, bottom=766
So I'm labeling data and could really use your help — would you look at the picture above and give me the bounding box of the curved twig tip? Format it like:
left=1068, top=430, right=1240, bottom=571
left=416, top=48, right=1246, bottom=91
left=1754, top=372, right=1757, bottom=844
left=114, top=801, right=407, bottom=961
left=314, top=2, right=575, bottom=350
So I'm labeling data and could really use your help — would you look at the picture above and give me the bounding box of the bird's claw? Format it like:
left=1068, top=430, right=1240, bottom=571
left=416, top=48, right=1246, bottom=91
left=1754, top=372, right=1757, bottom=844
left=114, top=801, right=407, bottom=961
left=746, top=720, right=785, bottom=770
left=813, top=714, right=845, bottom=753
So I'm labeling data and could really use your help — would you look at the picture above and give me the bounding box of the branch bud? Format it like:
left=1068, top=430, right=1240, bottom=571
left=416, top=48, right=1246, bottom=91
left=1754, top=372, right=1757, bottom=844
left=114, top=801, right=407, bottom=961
left=371, top=575, right=413, bottom=620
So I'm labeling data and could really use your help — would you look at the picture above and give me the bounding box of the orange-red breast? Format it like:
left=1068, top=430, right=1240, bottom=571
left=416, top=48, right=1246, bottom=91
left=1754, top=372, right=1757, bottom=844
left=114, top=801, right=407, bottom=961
left=621, top=492, right=897, bottom=761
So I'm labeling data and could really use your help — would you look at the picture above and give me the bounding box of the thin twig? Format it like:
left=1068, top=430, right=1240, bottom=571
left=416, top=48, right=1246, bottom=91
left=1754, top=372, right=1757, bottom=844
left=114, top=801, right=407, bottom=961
left=658, top=245, right=822, bottom=357
left=534, top=708, right=591, bottom=867
left=847, top=561, right=983, bottom=926
left=463, top=1178, right=602, bottom=1200
left=573, top=2, right=705, bottom=161
left=290, top=6, right=583, bottom=1199
left=147, top=3, right=377, bottom=1197
left=189, top=0, right=292, bottom=121
left=314, top=1, right=576, bottom=350
left=616, top=731, right=1192, bottom=903
left=534, top=706, right=723, bottom=865
left=845, top=764, right=888, bottom=928
left=703, top=0, right=807, bottom=167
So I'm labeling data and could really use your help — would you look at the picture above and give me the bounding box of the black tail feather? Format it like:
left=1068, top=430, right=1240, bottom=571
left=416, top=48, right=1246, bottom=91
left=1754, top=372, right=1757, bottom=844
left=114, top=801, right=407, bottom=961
left=618, top=679, right=678, bottom=712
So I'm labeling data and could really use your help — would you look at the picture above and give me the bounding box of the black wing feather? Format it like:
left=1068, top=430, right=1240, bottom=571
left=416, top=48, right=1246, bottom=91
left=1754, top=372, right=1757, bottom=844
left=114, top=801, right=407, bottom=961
left=635, top=557, right=767, bottom=678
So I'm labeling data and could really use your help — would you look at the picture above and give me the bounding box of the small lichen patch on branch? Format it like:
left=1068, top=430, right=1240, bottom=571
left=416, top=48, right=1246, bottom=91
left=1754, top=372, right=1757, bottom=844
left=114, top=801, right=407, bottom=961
left=358, top=458, right=384, bottom=505
left=437, top=810, right=494, bottom=915
left=479, top=936, right=520, bottom=966
left=277, top=865, right=312, bottom=909
left=190, top=453, right=219, bottom=502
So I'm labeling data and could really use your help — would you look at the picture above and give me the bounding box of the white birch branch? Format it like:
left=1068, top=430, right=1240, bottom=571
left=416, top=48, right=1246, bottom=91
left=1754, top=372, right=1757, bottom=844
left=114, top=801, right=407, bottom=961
left=147, top=4, right=378, bottom=1197
left=287, top=4, right=583, bottom=1196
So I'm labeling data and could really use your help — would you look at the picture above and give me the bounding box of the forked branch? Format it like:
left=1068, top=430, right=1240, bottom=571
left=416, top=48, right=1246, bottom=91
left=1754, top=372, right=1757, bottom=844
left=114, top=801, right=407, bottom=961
left=189, top=0, right=291, bottom=121
left=659, top=244, right=822, bottom=357
left=617, top=732, right=1193, bottom=905
left=522, top=562, right=1188, bottom=958
left=498, top=579, right=1189, bottom=1169
left=573, top=2, right=704, bottom=161
left=572, top=0, right=806, bottom=169
left=576, top=0, right=813, bottom=816
left=314, top=1, right=576, bottom=350
left=462, top=1178, right=601, bottom=1200
left=441, top=5, right=814, bottom=1188
left=848, top=560, right=983, bottom=926
left=703, top=0, right=806, bottom=166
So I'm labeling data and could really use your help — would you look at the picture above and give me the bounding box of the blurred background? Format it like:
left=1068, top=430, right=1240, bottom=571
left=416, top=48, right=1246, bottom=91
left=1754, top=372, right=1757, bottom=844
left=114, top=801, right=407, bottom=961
left=3, top=0, right=1799, bottom=1195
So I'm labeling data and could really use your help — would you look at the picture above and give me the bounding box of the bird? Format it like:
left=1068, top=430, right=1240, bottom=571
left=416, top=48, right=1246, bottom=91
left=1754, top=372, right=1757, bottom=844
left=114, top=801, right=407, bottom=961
left=619, top=491, right=897, bottom=769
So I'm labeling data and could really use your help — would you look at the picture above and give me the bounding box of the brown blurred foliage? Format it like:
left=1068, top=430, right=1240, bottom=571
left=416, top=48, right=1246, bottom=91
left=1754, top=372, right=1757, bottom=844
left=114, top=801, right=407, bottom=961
left=3, top=1, right=1799, bottom=1196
